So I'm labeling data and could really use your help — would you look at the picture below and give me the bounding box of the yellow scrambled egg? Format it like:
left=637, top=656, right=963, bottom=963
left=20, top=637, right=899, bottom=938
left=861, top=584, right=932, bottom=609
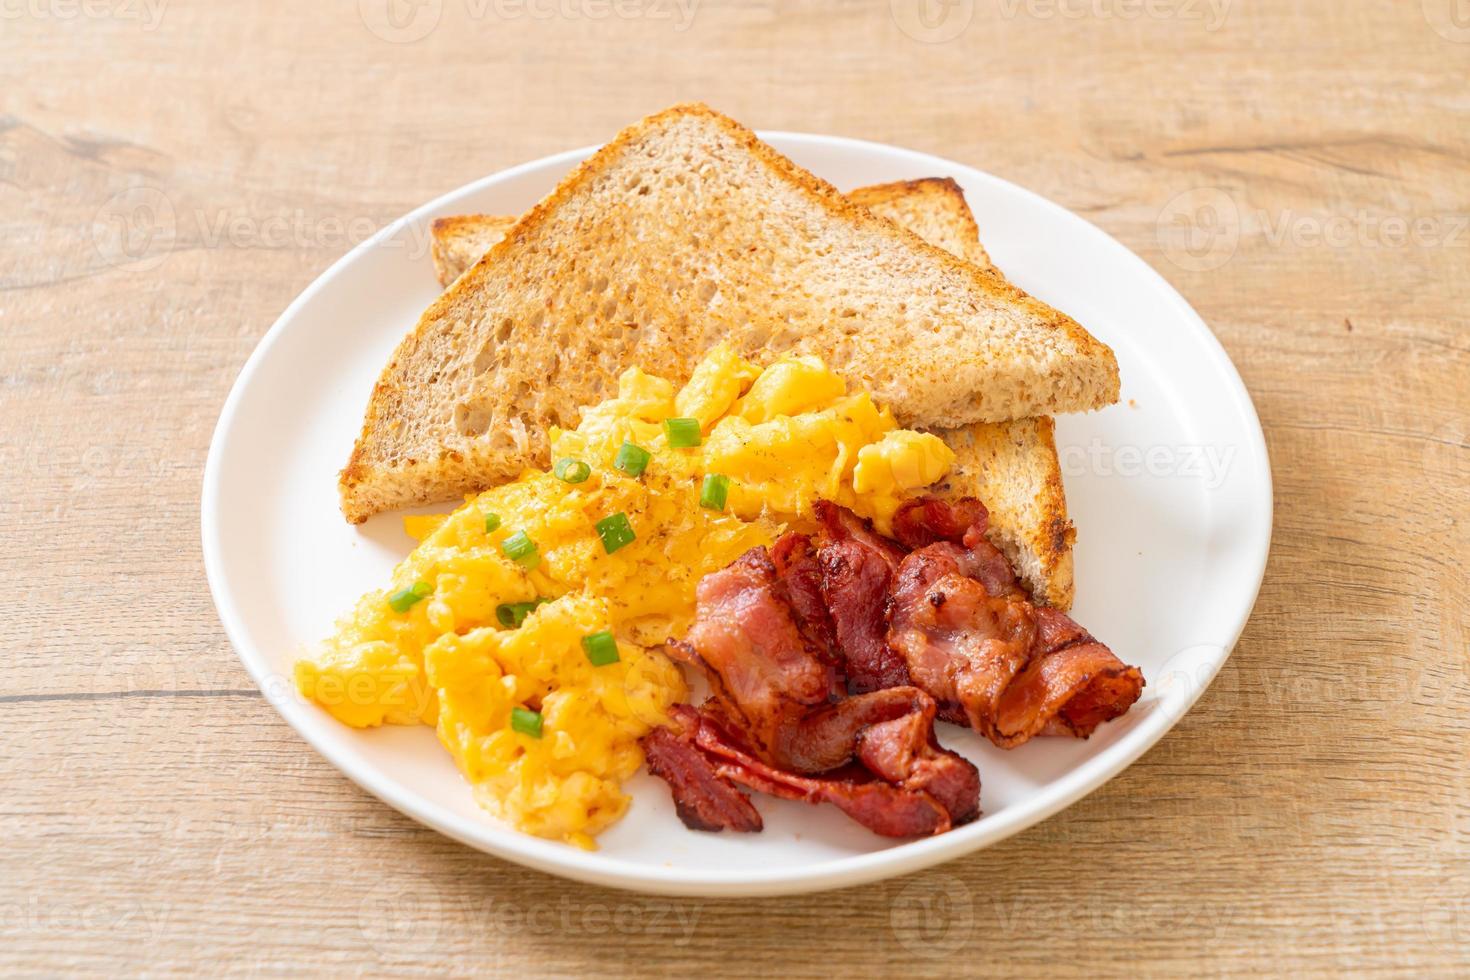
left=295, top=344, right=954, bottom=848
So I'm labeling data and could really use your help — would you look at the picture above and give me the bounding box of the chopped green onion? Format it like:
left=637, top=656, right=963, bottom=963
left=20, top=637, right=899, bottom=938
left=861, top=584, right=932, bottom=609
left=594, top=512, right=636, bottom=554
left=484, top=512, right=502, bottom=534
left=510, top=706, right=544, bottom=739
left=496, top=598, right=549, bottom=628
left=700, top=473, right=730, bottom=511
left=553, top=457, right=591, bottom=484
left=614, top=442, right=652, bottom=478
left=663, top=417, right=702, bottom=448
left=500, top=530, right=540, bottom=570
left=388, top=581, right=432, bottom=613
left=581, top=630, right=620, bottom=666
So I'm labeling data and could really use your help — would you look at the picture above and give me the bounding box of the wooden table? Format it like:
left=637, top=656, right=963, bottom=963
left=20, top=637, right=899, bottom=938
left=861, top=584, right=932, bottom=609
left=4, top=1, right=1467, bottom=975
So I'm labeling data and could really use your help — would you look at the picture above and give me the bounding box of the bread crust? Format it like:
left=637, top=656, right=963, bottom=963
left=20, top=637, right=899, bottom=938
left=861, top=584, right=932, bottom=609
left=403, top=164, right=1079, bottom=607
left=341, top=103, right=1117, bottom=529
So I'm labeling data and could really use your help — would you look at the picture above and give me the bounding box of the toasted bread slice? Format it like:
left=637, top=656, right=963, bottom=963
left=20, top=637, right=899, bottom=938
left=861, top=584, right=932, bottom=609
left=938, top=417, right=1073, bottom=608
left=848, top=178, right=996, bottom=275
left=342, top=103, right=1115, bottom=528
left=431, top=214, right=518, bottom=286
left=426, top=176, right=1074, bottom=606
left=853, top=181, right=1071, bottom=605
left=430, top=178, right=996, bottom=287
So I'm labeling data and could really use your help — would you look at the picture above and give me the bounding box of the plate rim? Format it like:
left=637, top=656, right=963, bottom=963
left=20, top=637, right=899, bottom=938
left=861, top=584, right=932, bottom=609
left=201, top=130, right=1273, bottom=897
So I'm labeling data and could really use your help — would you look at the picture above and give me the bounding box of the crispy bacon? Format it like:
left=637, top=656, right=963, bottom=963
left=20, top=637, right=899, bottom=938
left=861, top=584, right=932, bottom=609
left=891, top=496, right=991, bottom=550
left=681, top=706, right=961, bottom=838
left=669, top=547, right=841, bottom=766
left=813, top=501, right=913, bottom=694
left=885, top=500, right=1144, bottom=748
left=769, top=532, right=840, bottom=666
left=649, top=541, right=980, bottom=836
left=643, top=719, right=763, bottom=833
left=643, top=496, right=1141, bottom=839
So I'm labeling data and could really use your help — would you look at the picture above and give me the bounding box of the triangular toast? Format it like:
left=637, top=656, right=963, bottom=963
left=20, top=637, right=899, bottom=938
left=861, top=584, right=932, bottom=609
left=423, top=175, right=1076, bottom=607
left=341, top=104, right=1114, bottom=590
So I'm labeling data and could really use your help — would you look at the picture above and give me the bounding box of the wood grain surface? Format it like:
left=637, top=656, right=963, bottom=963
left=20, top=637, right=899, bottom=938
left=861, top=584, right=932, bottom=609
left=3, top=0, right=1467, bottom=975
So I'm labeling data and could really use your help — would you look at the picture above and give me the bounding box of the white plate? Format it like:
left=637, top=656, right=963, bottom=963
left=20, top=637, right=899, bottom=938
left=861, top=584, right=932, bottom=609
left=202, top=132, right=1272, bottom=897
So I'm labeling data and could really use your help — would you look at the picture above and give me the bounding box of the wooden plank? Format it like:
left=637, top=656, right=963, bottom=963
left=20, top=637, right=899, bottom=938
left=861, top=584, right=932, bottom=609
left=2, top=0, right=1466, bottom=973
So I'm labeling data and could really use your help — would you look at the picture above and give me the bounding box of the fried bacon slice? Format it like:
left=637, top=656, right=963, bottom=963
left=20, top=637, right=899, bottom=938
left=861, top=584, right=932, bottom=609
left=885, top=498, right=1144, bottom=748
left=667, top=546, right=842, bottom=770
left=769, top=533, right=838, bottom=664
left=649, top=544, right=980, bottom=836
left=813, top=501, right=912, bottom=693
left=642, top=495, right=1141, bottom=839
left=683, top=707, right=957, bottom=838
left=643, top=719, right=763, bottom=833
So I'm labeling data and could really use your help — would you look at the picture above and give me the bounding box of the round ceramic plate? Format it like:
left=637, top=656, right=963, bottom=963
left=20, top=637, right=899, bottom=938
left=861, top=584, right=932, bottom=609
left=202, top=132, right=1272, bottom=897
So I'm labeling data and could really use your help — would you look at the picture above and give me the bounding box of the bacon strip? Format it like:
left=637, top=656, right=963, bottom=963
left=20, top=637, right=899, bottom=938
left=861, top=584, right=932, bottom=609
left=769, top=533, right=839, bottom=665
left=884, top=499, right=1144, bottom=748
left=643, top=496, right=1140, bottom=839
left=682, top=706, right=958, bottom=838
left=670, top=547, right=841, bottom=768
left=813, top=502, right=913, bottom=694
left=648, top=542, right=980, bottom=836
left=891, top=496, right=991, bottom=550
left=643, top=721, right=763, bottom=833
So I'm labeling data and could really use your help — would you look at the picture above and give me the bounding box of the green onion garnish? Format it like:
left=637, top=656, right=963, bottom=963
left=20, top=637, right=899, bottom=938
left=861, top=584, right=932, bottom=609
left=510, top=706, right=543, bottom=739
left=496, top=598, right=549, bottom=628
left=388, top=581, right=432, bottom=613
left=500, top=530, right=540, bottom=569
left=663, top=417, right=702, bottom=448
left=613, top=442, right=651, bottom=478
left=484, top=512, right=502, bottom=534
left=581, top=630, right=620, bottom=666
left=553, top=457, right=591, bottom=484
left=594, top=512, right=636, bottom=554
left=700, top=473, right=730, bottom=511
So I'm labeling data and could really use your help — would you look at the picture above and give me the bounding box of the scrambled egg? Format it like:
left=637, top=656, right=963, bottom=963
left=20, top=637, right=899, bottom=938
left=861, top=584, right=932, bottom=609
left=295, top=344, right=954, bottom=848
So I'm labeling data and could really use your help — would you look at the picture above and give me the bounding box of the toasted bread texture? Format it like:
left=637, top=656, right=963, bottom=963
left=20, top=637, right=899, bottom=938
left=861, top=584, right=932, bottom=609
left=431, top=214, right=518, bottom=286
left=430, top=178, right=996, bottom=287
left=427, top=176, right=1073, bottom=605
left=426, top=172, right=1075, bottom=606
left=849, top=178, right=996, bottom=275
left=342, top=103, right=1115, bottom=536
left=938, top=417, right=1074, bottom=608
